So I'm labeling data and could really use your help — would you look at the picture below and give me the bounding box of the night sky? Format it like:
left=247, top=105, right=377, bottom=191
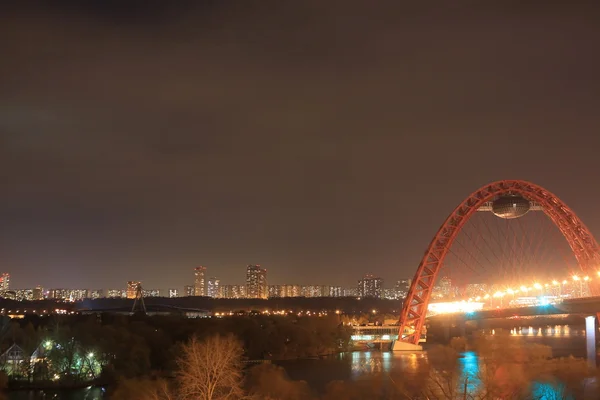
left=2, top=1, right=600, bottom=291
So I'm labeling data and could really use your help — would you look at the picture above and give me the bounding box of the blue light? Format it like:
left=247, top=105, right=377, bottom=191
left=459, top=351, right=481, bottom=393
left=531, top=382, right=573, bottom=399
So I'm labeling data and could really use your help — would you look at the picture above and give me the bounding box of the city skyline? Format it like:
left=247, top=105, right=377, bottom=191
left=2, top=254, right=418, bottom=290
left=3, top=269, right=595, bottom=304
left=0, top=268, right=406, bottom=294
left=2, top=2, right=600, bottom=289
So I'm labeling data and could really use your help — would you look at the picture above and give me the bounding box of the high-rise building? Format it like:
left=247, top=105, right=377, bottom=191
left=194, top=266, right=207, bottom=296
left=343, top=287, right=359, bottom=297
left=268, top=285, right=284, bottom=298
left=69, top=289, right=88, bottom=301
left=302, top=285, right=328, bottom=297
left=107, top=289, right=126, bottom=298
left=207, top=277, right=220, bottom=298
left=283, top=284, right=301, bottom=297
left=89, top=289, right=104, bottom=299
left=0, top=273, right=10, bottom=291
left=47, top=289, right=61, bottom=300
left=142, top=289, right=160, bottom=297
left=32, top=285, right=44, bottom=300
left=184, top=285, right=194, bottom=297
left=127, top=281, right=140, bottom=299
left=290, top=285, right=302, bottom=297
left=383, top=288, right=397, bottom=299
left=169, top=289, right=179, bottom=298
left=48, top=289, right=88, bottom=301
left=220, top=284, right=246, bottom=299
left=246, top=265, right=267, bottom=299
left=358, top=274, right=383, bottom=298
left=266, top=285, right=340, bottom=298
left=394, top=279, right=411, bottom=299
left=15, top=289, right=33, bottom=301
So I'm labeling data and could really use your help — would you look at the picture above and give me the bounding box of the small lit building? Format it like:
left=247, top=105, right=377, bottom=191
left=0, top=344, right=27, bottom=375
left=0, top=343, right=47, bottom=377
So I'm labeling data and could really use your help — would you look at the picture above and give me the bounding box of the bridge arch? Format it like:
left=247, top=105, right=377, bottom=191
left=398, top=180, right=600, bottom=345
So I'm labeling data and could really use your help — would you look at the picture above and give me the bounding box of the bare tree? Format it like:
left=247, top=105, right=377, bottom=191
left=176, top=334, right=246, bottom=400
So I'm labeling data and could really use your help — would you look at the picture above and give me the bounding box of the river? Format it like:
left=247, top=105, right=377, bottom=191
left=7, top=324, right=595, bottom=399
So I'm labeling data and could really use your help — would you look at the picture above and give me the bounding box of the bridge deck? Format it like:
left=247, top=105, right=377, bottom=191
left=429, top=297, right=600, bottom=321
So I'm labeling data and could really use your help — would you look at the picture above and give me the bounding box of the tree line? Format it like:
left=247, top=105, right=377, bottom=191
left=0, top=313, right=352, bottom=389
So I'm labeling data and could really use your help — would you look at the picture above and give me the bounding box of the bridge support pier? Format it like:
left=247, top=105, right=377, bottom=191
left=585, top=315, right=596, bottom=368
left=392, top=341, right=423, bottom=351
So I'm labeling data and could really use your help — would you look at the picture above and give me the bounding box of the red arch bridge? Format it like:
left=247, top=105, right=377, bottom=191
left=393, top=180, right=600, bottom=352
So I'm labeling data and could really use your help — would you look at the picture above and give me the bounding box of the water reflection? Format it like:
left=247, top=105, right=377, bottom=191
left=381, top=350, right=391, bottom=371
left=346, top=344, right=586, bottom=398
left=489, top=324, right=587, bottom=338
left=459, top=351, right=481, bottom=394
left=531, top=382, right=574, bottom=400
left=8, top=386, right=105, bottom=400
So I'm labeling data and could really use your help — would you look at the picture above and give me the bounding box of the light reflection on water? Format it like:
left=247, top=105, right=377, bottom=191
left=346, top=325, right=596, bottom=399
left=8, top=387, right=105, bottom=400
left=459, top=351, right=481, bottom=394
left=531, top=382, right=574, bottom=400
left=347, top=350, right=585, bottom=399
left=506, top=325, right=586, bottom=337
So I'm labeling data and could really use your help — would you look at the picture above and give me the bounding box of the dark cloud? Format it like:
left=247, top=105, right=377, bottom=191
left=1, top=1, right=599, bottom=290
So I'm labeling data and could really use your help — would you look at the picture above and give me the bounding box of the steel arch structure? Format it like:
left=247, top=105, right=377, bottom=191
left=397, top=180, right=600, bottom=346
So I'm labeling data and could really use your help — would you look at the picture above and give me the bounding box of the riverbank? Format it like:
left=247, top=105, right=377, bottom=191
left=7, top=324, right=596, bottom=399
left=7, top=379, right=106, bottom=391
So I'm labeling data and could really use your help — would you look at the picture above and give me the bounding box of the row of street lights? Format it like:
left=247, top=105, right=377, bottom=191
left=467, top=271, right=600, bottom=308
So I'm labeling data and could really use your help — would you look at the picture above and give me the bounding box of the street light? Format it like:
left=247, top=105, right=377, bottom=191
left=493, top=291, right=505, bottom=308
left=552, top=280, right=562, bottom=298
left=583, top=276, right=590, bottom=297
left=506, top=288, right=516, bottom=306
left=572, top=275, right=580, bottom=297
left=573, top=276, right=583, bottom=297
